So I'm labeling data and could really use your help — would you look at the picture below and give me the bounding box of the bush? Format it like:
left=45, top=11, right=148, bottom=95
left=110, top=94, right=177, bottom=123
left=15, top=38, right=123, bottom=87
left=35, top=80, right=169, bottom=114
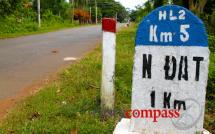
left=0, top=8, right=75, bottom=36
left=41, top=10, right=65, bottom=27
left=205, top=35, right=215, bottom=133
left=208, top=35, right=215, bottom=52
left=202, top=11, right=215, bottom=36
left=0, top=0, right=24, bottom=17
left=74, top=8, right=90, bottom=24
left=0, top=15, right=38, bottom=34
left=207, top=35, right=215, bottom=104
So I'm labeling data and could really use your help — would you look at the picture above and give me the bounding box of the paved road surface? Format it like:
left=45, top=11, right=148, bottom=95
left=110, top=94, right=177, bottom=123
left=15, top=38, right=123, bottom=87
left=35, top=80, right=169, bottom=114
left=0, top=25, right=102, bottom=100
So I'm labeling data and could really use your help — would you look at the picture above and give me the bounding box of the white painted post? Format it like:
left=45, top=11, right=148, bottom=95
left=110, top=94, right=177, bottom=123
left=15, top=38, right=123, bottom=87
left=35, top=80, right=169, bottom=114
left=90, top=7, right=92, bottom=23
left=71, top=0, right=74, bottom=23
left=101, top=18, right=116, bottom=116
left=95, top=0, right=98, bottom=24
left=37, top=0, right=41, bottom=28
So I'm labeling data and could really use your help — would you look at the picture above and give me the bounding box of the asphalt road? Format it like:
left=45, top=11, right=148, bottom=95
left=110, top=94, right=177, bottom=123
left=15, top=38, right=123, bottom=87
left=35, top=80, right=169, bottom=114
left=0, top=25, right=102, bottom=100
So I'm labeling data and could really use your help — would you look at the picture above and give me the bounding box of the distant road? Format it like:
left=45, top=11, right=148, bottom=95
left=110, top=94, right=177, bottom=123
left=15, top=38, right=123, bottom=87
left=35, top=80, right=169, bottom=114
left=0, top=25, right=103, bottom=100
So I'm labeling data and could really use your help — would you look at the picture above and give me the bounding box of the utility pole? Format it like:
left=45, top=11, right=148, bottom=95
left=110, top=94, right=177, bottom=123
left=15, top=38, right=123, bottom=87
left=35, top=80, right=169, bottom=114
left=37, top=0, right=41, bottom=27
left=72, top=0, right=74, bottom=23
left=90, top=7, right=92, bottom=23
left=95, top=0, right=97, bottom=24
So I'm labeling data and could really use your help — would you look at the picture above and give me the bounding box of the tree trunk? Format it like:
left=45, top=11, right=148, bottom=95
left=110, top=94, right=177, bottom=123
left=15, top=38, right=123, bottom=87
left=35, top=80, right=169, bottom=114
left=189, top=0, right=207, bottom=16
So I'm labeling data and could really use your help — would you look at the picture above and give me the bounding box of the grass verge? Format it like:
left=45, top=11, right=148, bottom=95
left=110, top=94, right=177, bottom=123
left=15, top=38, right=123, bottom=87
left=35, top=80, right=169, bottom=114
left=0, top=25, right=214, bottom=134
left=0, top=21, right=91, bottom=39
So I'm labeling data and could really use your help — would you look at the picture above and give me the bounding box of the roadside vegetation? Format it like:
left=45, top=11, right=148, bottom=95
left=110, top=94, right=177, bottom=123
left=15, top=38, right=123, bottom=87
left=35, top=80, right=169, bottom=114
left=0, top=23, right=214, bottom=133
left=0, top=0, right=214, bottom=133
left=0, top=0, right=128, bottom=38
left=0, top=24, right=134, bottom=134
left=205, top=35, right=215, bottom=132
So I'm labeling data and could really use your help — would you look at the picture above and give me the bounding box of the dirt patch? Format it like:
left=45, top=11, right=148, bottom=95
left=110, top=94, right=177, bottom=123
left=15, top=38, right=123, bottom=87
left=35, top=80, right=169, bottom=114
left=0, top=73, right=58, bottom=120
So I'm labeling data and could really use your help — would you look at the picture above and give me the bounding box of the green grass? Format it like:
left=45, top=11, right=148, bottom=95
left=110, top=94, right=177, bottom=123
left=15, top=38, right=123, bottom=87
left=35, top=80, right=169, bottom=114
left=204, top=35, right=215, bottom=133
left=0, top=20, right=90, bottom=39
left=0, top=14, right=92, bottom=39
left=0, top=25, right=214, bottom=134
left=0, top=23, right=74, bottom=39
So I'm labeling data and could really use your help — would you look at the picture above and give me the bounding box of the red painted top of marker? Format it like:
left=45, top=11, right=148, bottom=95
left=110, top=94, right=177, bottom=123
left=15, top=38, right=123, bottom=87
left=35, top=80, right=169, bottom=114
left=102, top=18, right=116, bottom=33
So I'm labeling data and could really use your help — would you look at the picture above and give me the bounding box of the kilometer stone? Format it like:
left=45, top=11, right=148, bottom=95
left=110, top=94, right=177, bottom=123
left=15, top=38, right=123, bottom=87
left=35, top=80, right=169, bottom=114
left=131, top=5, right=210, bottom=134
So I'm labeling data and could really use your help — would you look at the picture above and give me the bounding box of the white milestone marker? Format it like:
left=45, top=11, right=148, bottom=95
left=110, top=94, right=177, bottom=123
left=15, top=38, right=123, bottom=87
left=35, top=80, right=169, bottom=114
left=131, top=5, right=209, bottom=134
left=114, top=5, right=211, bottom=134
left=101, top=18, right=116, bottom=115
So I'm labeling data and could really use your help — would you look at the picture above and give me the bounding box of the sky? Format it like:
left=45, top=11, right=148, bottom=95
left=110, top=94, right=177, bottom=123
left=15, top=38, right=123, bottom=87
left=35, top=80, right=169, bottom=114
left=115, top=0, right=147, bottom=10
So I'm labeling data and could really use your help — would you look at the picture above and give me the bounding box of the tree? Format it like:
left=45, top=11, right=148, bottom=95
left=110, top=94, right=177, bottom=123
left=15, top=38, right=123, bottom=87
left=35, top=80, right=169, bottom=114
left=0, top=0, right=25, bottom=17
left=90, top=6, right=102, bottom=23
left=129, top=1, right=153, bottom=22
left=33, top=0, right=71, bottom=18
left=74, top=8, right=90, bottom=24
left=87, top=0, right=128, bottom=22
left=173, top=0, right=189, bottom=9
left=154, top=0, right=164, bottom=8
left=73, top=0, right=88, bottom=9
left=204, top=0, right=215, bottom=14
left=115, top=3, right=128, bottom=22
left=189, top=0, right=207, bottom=16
